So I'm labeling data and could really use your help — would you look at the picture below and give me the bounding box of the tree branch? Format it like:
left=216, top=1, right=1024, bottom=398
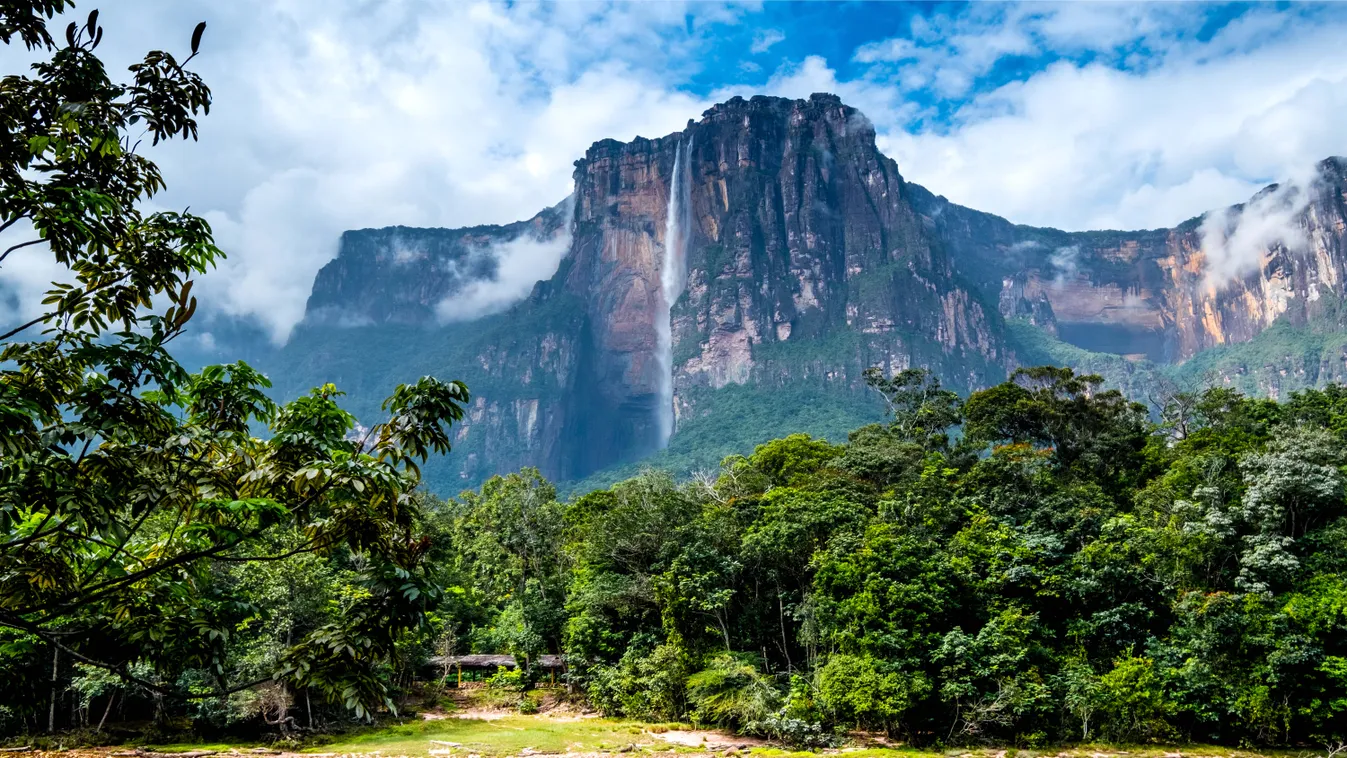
left=0, top=215, right=26, bottom=236
left=23, top=475, right=345, bottom=622
left=0, top=237, right=44, bottom=264
left=213, top=541, right=321, bottom=563
left=0, top=510, right=61, bottom=551
left=0, top=311, right=49, bottom=341
left=56, top=526, right=151, bottom=568
left=0, top=616, right=275, bottom=700
left=1, top=271, right=133, bottom=341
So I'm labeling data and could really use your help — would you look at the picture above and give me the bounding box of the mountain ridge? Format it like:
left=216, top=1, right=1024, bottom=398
left=269, top=94, right=1347, bottom=493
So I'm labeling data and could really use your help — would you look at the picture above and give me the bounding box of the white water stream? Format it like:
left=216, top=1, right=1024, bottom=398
left=656, top=139, right=692, bottom=447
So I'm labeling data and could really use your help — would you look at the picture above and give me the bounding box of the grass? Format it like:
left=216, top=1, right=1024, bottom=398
left=137, top=743, right=262, bottom=753
left=305, top=715, right=663, bottom=757
left=33, top=716, right=1319, bottom=758
left=754, top=747, right=1309, bottom=758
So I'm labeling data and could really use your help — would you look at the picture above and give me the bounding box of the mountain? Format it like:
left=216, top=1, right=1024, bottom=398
left=263, top=94, right=1347, bottom=494
left=912, top=157, right=1347, bottom=363
left=305, top=201, right=571, bottom=326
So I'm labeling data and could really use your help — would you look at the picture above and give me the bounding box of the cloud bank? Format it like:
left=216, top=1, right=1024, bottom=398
left=437, top=203, right=576, bottom=323
left=1, top=2, right=1345, bottom=343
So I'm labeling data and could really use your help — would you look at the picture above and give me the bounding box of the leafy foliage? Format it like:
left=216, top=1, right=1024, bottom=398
left=544, top=368, right=1347, bottom=747
left=0, top=1, right=468, bottom=731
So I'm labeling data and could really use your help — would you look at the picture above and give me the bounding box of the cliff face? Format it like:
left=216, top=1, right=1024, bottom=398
left=558, top=94, right=1011, bottom=465
left=910, top=157, right=1347, bottom=363
left=306, top=203, right=569, bottom=326
left=281, top=95, right=1347, bottom=491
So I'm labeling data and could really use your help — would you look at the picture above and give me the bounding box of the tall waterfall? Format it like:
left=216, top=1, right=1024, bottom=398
left=656, top=139, right=692, bottom=447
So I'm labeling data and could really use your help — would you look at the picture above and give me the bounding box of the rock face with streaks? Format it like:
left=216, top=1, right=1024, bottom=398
left=552, top=94, right=1013, bottom=466
left=910, top=157, right=1347, bottom=363
left=278, top=94, right=1347, bottom=491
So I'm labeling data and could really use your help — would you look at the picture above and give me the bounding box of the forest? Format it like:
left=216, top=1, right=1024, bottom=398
left=8, top=349, right=1347, bottom=747
left=3, top=0, right=1347, bottom=751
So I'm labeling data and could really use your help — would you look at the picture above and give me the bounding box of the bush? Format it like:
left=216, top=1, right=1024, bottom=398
left=755, top=674, right=840, bottom=748
left=687, top=653, right=781, bottom=730
left=585, top=641, right=691, bottom=721
left=1097, top=655, right=1176, bottom=742
left=817, top=654, right=930, bottom=732
left=486, top=666, right=527, bottom=692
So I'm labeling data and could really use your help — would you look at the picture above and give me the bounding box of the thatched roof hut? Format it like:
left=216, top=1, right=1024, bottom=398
left=431, top=654, right=518, bottom=670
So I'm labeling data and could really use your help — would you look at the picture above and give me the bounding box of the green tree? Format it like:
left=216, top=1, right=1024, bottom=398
left=0, top=2, right=468, bottom=722
left=863, top=367, right=962, bottom=449
left=453, top=469, right=567, bottom=660
left=817, top=653, right=929, bottom=733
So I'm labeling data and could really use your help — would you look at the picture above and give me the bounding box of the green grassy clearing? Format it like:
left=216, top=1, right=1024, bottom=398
left=303, top=715, right=666, bottom=756
left=46, top=721, right=1318, bottom=758
left=754, top=748, right=1309, bottom=758
left=134, top=744, right=259, bottom=753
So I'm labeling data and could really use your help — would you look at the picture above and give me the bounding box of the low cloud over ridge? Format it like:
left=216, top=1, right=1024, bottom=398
left=2, top=2, right=1345, bottom=343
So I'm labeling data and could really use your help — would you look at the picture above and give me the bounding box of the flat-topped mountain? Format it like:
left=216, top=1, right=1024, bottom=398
left=275, top=94, right=1347, bottom=492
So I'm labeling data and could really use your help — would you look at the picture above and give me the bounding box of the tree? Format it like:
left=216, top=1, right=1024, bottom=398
left=0, top=2, right=468, bottom=721
left=862, top=367, right=962, bottom=449
left=963, top=366, right=1149, bottom=487
left=452, top=469, right=567, bottom=660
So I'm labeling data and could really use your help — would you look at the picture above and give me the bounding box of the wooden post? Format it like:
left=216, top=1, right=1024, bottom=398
left=457, top=664, right=462, bottom=688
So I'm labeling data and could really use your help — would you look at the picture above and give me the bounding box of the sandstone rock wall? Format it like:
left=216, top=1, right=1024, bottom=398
left=291, top=94, right=1347, bottom=488
left=909, top=157, right=1347, bottom=363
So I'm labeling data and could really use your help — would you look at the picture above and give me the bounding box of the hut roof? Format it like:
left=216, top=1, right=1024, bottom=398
left=432, top=654, right=518, bottom=669
left=429, top=654, right=566, bottom=670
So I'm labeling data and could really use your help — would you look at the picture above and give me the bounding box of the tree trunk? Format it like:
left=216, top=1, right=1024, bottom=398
left=47, top=646, right=58, bottom=733
left=96, top=691, right=116, bottom=734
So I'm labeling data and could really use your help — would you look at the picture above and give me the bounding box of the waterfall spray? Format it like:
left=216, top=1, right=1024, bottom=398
left=656, top=139, right=692, bottom=447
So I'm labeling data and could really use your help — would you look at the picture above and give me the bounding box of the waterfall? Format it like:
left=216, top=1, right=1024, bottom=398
left=656, top=139, right=692, bottom=447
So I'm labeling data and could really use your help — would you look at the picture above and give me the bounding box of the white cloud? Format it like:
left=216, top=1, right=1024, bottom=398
left=1048, top=245, right=1080, bottom=287
left=436, top=218, right=574, bottom=323
left=1198, top=172, right=1316, bottom=290
left=0, top=1, right=732, bottom=342
left=861, top=7, right=1347, bottom=232
left=4, top=1, right=1347, bottom=339
left=750, top=29, right=785, bottom=54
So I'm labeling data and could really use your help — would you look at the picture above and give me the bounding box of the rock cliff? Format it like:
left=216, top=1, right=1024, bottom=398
left=282, top=95, right=1347, bottom=491
left=557, top=94, right=1012, bottom=466
left=910, top=157, right=1347, bottom=364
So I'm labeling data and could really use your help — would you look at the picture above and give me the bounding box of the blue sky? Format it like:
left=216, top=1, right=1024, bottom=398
left=2, top=1, right=1346, bottom=341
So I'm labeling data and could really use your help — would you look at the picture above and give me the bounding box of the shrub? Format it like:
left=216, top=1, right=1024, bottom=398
left=585, top=641, right=691, bottom=721
left=1097, top=655, right=1176, bottom=742
left=487, top=666, right=527, bottom=692
left=817, top=654, right=930, bottom=732
left=687, top=653, right=781, bottom=730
